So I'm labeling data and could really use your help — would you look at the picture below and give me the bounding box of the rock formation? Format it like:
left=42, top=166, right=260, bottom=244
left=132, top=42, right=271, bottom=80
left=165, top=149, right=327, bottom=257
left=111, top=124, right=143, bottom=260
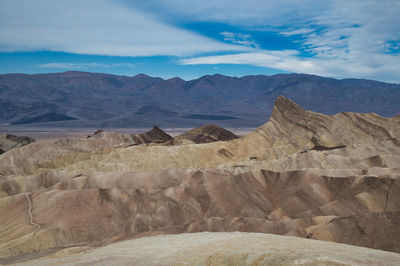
left=0, top=133, right=35, bottom=154
left=86, top=126, right=173, bottom=145
left=0, top=96, right=399, bottom=264
left=167, top=124, right=239, bottom=145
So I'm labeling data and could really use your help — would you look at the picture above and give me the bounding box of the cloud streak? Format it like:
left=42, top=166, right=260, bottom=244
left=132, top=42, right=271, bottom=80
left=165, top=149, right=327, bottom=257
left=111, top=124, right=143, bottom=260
left=180, top=51, right=324, bottom=75
left=0, top=0, right=245, bottom=57
left=171, top=0, right=400, bottom=82
left=220, top=32, right=259, bottom=48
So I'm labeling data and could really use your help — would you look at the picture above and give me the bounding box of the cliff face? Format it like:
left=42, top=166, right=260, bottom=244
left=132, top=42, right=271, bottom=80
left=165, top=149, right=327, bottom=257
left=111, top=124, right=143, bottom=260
left=0, top=96, right=399, bottom=263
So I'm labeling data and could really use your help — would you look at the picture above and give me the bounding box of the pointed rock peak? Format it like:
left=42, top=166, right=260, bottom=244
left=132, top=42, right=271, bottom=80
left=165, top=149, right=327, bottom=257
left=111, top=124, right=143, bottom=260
left=146, top=126, right=173, bottom=140
left=130, top=126, right=172, bottom=144
left=172, top=124, right=239, bottom=144
left=151, top=125, right=164, bottom=133
left=271, top=96, right=306, bottom=122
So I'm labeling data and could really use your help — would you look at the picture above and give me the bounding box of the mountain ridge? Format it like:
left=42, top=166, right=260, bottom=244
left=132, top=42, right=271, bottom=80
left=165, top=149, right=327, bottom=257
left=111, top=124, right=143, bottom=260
left=1, top=71, right=399, bottom=128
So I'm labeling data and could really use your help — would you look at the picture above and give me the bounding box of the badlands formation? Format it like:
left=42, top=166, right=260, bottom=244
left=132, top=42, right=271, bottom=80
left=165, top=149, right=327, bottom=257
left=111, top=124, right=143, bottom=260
left=0, top=96, right=399, bottom=264
left=0, top=134, right=35, bottom=155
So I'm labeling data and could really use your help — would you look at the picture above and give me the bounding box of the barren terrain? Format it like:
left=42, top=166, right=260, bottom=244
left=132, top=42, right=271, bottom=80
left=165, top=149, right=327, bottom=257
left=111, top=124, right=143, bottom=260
left=0, top=96, right=399, bottom=264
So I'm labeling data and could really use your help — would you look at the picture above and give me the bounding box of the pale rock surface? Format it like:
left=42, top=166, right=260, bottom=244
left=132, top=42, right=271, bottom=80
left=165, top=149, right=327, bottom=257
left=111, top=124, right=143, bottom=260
left=16, top=232, right=400, bottom=266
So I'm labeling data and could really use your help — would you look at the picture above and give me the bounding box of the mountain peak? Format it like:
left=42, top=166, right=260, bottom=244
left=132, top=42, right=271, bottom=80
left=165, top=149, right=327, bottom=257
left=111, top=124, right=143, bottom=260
left=167, top=77, right=185, bottom=83
left=133, top=73, right=152, bottom=79
left=271, top=96, right=306, bottom=123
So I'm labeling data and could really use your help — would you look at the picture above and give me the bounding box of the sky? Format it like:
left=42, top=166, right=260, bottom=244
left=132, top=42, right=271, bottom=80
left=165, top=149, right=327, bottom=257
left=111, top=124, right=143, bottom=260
left=0, top=0, right=399, bottom=82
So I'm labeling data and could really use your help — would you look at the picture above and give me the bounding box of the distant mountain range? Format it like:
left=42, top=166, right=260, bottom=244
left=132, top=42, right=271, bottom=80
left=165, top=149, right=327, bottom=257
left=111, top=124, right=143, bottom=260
left=0, top=71, right=399, bottom=128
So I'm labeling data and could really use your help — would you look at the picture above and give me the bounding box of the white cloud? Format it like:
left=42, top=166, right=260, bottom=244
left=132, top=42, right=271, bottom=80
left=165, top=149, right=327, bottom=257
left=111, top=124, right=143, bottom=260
left=180, top=51, right=325, bottom=75
left=220, top=32, right=259, bottom=48
left=167, top=0, right=400, bottom=82
left=38, top=62, right=136, bottom=69
left=180, top=50, right=400, bottom=82
left=279, top=28, right=314, bottom=36
left=132, top=1, right=327, bottom=27
left=0, top=0, right=245, bottom=57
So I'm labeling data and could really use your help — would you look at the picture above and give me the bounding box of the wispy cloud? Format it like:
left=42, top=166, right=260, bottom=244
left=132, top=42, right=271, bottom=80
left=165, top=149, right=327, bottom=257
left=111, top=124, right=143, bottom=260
left=279, top=28, right=314, bottom=36
left=0, top=0, right=245, bottom=57
left=180, top=51, right=324, bottom=75
left=220, top=32, right=259, bottom=48
left=132, top=1, right=327, bottom=27
left=169, top=0, right=400, bottom=82
left=38, top=62, right=136, bottom=69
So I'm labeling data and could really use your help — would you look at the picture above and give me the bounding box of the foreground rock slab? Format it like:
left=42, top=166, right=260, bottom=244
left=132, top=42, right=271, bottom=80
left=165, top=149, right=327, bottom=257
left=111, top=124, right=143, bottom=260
left=16, top=232, right=400, bottom=266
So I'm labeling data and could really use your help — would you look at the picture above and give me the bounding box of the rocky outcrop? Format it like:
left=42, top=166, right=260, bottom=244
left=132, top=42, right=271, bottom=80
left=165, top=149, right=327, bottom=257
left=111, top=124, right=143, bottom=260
left=0, top=134, right=35, bottom=154
left=89, top=126, right=173, bottom=145
left=0, top=96, right=399, bottom=263
left=133, top=125, right=173, bottom=144
left=167, top=124, right=239, bottom=145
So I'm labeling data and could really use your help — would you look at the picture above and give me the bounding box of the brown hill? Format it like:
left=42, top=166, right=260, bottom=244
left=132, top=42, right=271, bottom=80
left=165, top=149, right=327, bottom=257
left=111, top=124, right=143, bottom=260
left=167, top=124, right=239, bottom=145
left=87, top=126, right=173, bottom=145
left=0, top=96, right=399, bottom=263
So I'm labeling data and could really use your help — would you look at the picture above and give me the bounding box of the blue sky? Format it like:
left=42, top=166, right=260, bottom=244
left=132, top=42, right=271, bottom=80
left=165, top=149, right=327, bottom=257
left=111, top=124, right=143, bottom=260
left=0, top=0, right=399, bottom=82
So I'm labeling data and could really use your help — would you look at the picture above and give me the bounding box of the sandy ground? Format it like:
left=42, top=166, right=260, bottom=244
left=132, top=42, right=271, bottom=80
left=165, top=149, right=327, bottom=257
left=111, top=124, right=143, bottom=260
left=0, top=126, right=255, bottom=142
